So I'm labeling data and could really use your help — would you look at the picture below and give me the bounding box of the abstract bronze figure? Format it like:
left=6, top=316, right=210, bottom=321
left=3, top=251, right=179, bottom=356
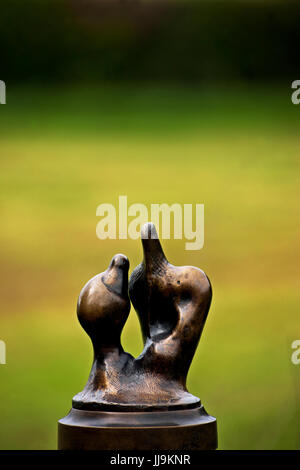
left=58, top=223, right=217, bottom=450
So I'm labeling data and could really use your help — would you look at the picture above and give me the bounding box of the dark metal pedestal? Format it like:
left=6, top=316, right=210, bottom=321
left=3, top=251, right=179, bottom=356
left=58, top=405, right=217, bottom=450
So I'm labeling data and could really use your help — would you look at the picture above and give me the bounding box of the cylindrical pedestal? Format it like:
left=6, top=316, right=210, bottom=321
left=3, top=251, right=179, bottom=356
left=58, top=405, right=217, bottom=450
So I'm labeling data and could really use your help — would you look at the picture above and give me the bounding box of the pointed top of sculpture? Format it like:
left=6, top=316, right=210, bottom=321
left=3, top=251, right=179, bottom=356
left=140, top=222, right=167, bottom=271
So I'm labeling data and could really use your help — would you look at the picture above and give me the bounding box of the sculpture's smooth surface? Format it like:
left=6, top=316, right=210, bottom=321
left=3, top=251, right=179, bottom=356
left=58, top=222, right=217, bottom=450
left=73, top=223, right=212, bottom=411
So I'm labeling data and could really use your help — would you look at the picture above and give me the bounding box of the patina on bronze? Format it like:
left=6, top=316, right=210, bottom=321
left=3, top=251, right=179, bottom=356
left=58, top=223, right=217, bottom=450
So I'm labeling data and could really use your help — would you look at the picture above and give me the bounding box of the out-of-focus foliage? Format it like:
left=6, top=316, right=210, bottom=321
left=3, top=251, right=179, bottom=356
left=1, top=1, right=300, bottom=84
left=0, top=84, right=299, bottom=449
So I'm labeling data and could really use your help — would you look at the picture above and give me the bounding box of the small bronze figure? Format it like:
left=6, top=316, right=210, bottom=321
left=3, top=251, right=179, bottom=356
left=58, top=223, right=217, bottom=450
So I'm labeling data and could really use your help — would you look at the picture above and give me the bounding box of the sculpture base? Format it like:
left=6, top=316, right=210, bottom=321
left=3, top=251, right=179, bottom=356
left=58, top=405, right=217, bottom=450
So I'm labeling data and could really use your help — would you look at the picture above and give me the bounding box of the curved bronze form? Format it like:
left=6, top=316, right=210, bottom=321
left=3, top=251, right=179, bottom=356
left=73, top=253, right=134, bottom=410
left=72, top=223, right=212, bottom=412
left=130, top=223, right=212, bottom=404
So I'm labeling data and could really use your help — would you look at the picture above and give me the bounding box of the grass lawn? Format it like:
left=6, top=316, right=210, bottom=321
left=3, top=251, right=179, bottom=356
left=0, top=83, right=299, bottom=449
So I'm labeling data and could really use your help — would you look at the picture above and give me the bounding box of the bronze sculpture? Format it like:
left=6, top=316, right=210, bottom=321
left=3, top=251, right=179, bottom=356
left=58, top=223, right=217, bottom=450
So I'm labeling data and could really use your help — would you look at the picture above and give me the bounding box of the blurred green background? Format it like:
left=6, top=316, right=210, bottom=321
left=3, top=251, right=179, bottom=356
left=0, top=0, right=300, bottom=450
